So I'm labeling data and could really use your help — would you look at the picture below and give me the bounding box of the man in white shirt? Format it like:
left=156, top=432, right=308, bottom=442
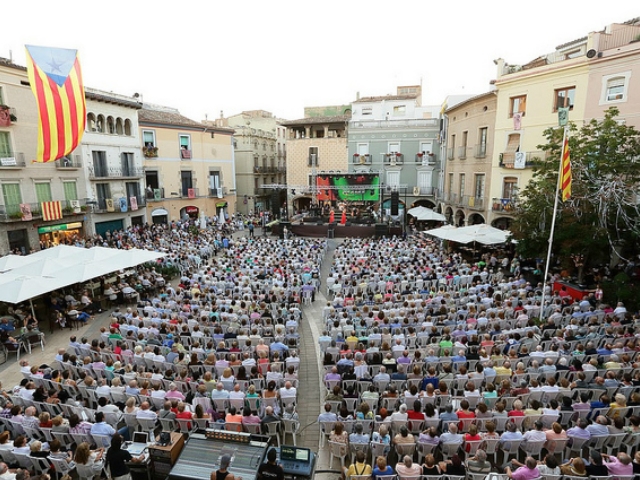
left=279, top=381, right=297, bottom=400
left=136, top=402, right=158, bottom=421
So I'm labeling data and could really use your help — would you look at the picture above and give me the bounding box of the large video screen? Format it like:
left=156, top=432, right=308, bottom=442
left=316, top=174, right=380, bottom=202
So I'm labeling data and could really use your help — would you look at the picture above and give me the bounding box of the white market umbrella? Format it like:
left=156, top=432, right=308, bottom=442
left=0, top=273, right=69, bottom=304
left=407, top=206, right=446, bottom=222
left=455, top=224, right=512, bottom=245
left=0, top=254, right=39, bottom=273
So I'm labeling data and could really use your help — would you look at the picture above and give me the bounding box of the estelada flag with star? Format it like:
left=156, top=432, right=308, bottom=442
left=25, top=45, right=86, bottom=163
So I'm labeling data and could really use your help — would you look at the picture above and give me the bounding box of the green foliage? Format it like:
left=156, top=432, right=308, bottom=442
left=602, top=272, right=640, bottom=312
left=149, top=262, right=180, bottom=279
left=512, top=107, right=640, bottom=282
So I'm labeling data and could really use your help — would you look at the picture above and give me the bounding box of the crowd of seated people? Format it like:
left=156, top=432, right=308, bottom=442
left=317, top=235, right=640, bottom=479
left=0, top=233, right=325, bottom=478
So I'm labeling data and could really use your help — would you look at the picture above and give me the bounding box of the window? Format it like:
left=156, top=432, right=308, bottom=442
left=357, top=143, right=369, bottom=156
left=209, top=171, right=221, bottom=196
left=121, top=152, right=135, bottom=176
left=392, top=105, right=406, bottom=116
left=386, top=171, right=400, bottom=188
left=2, top=183, right=21, bottom=208
left=125, top=182, right=140, bottom=203
left=107, top=116, right=115, bottom=134
left=0, top=87, right=4, bottom=105
left=606, top=77, right=625, bottom=101
left=388, top=142, right=400, bottom=154
left=417, top=171, right=432, bottom=192
left=96, top=183, right=111, bottom=210
left=63, top=181, right=77, bottom=201
left=448, top=173, right=454, bottom=195
left=479, top=127, right=488, bottom=146
left=142, top=130, right=156, bottom=147
left=502, top=177, right=518, bottom=199
left=35, top=182, right=52, bottom=203
left=92, top=151, right=108, bottom=177
left=509, top=95, right=527, bottom=117
left=0, top=132, right=12, bottom=157
left=420, top=141, right=433, bottom=155
left=181, top=171, right=193, bottom=196
left=474, top=174, right=485, bottom=198
left=361, top=107, right=372, bottom=116
left=554, top=87, right=575, bottom=111
left=308, top=147, right=318, bottom=166
left=179, top=135, right=191, bottom=159
left=459, top=174, right=466, bottom=198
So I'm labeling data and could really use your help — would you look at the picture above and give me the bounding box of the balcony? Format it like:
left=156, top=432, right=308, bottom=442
left=353, top=153, right=372, bottom=165
left=0, top=105, right=17, bottom=125
left=277, top=166, right=286, bottom=173
left=457, top=146, right=467, bottom=160
left=142, top=145, right=158, bottom=158
left=384, top=153, right=404, bottom=166
left=94, top=195, right=146, bottom=213
left=492, top=197, right=517, bottom=213
left=180, top=149, right=192, bottom=160
left=474, top=144, right=487, bottom=159
left=413, top=186, right=436, bottom=196
left=415, top=153, right=436, bottom=166
left=88, top=166, right=144, bottom=179
left=180, top=187, right=199, bottom=199
left=461, top=195, right=485, bottom=209
left=146, top=187, right=165, bottom=201
left=351, top=118, right=439, bottom=129
left=447, top=148, right=454, bottom=160
left=208, top=186, right=228, bottom=197
left=499, top=151, right=545, bottom=169
left=0, top=199, right=90, bottom=221
left=56, top=154, right=83, bottom=169
left=0, top=152, right=26, bottom=168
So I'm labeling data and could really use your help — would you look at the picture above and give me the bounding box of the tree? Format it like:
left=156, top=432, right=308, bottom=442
left=512, top=107, right=640, bottom=283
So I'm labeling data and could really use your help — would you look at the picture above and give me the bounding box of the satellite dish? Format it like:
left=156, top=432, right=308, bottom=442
left=586, top=49, right=597, bottom=58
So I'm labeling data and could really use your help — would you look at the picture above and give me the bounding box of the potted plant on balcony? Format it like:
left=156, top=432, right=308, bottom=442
left=142, top=145, right=158, bottom=158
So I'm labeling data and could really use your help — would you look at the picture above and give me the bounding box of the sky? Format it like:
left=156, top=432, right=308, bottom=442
left=3, top=1, right=639, bottom=122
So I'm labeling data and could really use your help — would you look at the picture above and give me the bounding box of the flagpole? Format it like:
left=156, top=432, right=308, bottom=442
left=539, top=125, right=569, bottom=322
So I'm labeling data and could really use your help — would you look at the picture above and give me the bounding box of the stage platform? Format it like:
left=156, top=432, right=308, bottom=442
left=291, top=223, right=403, bottom=238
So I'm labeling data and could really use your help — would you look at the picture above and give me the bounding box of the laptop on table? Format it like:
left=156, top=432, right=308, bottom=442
left=126, top=432, right=149, bottom=455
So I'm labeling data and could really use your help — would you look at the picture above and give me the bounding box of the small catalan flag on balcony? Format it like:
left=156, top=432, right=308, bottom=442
left=25, top=45, right=86, bottom=163
left=41, top=201, right=62, bottom=221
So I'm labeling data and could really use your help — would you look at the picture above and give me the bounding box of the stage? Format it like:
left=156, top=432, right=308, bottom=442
left=290, top=222, right=403, bottom=238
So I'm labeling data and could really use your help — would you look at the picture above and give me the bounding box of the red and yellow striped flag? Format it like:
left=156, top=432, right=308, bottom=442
left=41, top=201, right=62, bottom=221
left=561, top=134, right=571, bottom=201
left=25, top=45, right=86, bottom=163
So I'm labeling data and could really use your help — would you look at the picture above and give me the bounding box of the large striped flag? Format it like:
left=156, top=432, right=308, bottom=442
left=25, top=45, right=86, bottom=163
left=561, top=133, right=571, bottom=201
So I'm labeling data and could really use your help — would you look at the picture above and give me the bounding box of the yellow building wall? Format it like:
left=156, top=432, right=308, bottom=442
left=489, top=61, right=590, bottom=215
left=141, top=125, right=235, bottom=220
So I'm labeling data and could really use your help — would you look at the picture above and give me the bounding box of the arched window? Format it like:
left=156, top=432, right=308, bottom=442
left=124, top=119, right=132, bottom=136
left=96, top=115, right=105, bottom=133
left=107, top=116, right=115, bottom=134
left=116, top=118, right=124, bottom=135
left=87, top=113, right=96, bottom=132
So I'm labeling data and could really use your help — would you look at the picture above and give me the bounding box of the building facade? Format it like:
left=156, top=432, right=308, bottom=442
left=582, top=20, right=640, bottom=129
left=139, top=105, right=236, bottom=224
left=489, top=40, right=590, bottom=228
left=281, top=110, right=350, bottom=216
left=348, top=86, right=441, bottom=221
left=82, top=89, right=146, bottom=237
left=1, top=57, right=86, bottom=253
left=441, top=91, right=497, bottom=226
left=213, top=110, right=286, bottom=215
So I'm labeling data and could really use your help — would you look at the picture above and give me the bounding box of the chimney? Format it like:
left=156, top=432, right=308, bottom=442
left=220, top=110, right=224, bottom=119
left=356, top=91, right=360, bottom=101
